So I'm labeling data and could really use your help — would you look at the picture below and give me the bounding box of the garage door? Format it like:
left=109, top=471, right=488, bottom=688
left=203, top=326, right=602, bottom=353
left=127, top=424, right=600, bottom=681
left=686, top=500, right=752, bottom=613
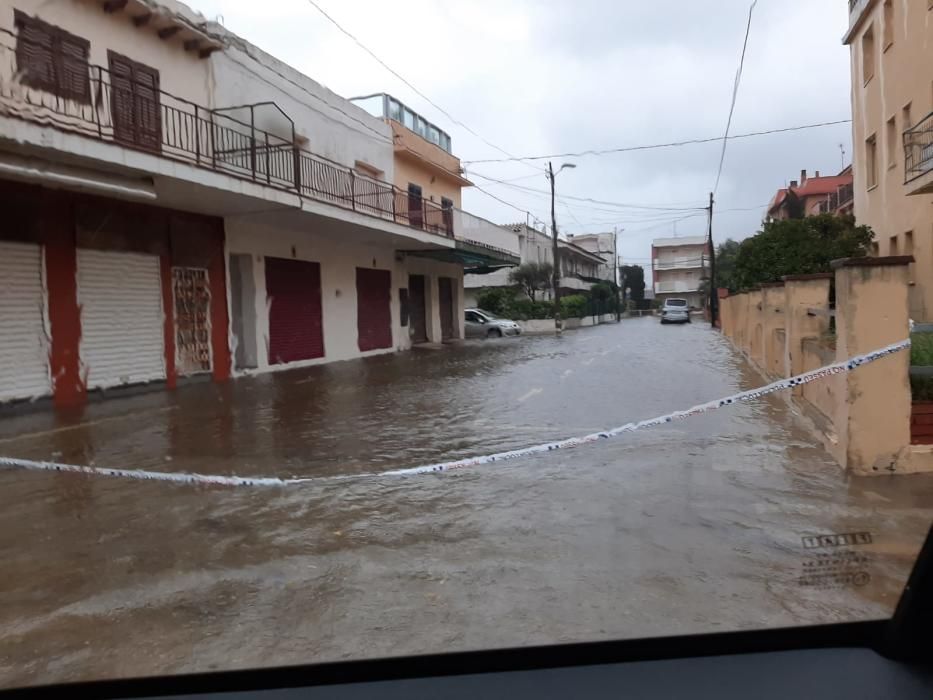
left=357, top=268, right=392, bottom=351
left=266, top=257, right=324, bottom=364
left=77, top=248, right=165, bottom=389
left=0, top=242, right=50, bottom=402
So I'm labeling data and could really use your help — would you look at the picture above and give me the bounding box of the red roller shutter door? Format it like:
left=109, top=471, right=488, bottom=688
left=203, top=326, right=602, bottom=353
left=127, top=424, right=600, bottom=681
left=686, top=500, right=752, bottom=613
left=266, top=257, right=324, bottom=364
left=356, top=268, right=393, bottom=351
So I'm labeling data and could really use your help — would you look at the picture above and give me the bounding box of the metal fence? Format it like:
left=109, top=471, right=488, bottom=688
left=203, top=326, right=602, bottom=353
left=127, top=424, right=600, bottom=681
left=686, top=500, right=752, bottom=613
left=904, top=111, right=933, bottom=184
left=0, top=31, right=454, bottom=237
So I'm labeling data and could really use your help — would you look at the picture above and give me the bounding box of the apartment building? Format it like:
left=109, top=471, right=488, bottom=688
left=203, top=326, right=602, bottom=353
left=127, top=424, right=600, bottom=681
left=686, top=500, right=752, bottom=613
left=766, top=167, right=855, bottom=220
left=651, top=235, right=710, bottom=309
left=566, top=231, right=618, bottom=285
left=843, top=0, right=933, bottom=319
left=463, top=224, right=605, bottom=307
left=351, top=92, right=520, bottom=341
left=0, top=0, right=516, bottom=406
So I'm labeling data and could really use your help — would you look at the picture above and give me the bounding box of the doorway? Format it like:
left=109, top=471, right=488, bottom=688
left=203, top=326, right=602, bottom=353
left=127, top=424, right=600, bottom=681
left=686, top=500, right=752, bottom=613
left=408, top=274, right=427, bottom=343
left=438, top=276, right=455, bottom=341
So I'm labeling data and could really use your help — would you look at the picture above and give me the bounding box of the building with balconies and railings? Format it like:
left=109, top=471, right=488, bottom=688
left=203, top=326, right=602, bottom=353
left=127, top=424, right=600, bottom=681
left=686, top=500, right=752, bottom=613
left=0, top=0, right=518, bottom=407
left=351, top=92, right=520, bottom=343
left=843, top=0, right=933, bottom=319
left=651, top=235, right=710, bottom=310
left=766, top=167, right=855, bottom=221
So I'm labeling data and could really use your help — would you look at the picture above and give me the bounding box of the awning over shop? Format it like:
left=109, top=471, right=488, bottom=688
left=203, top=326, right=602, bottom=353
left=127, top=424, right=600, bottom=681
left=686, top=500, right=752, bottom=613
left=403, top=238, right=520, bottom=272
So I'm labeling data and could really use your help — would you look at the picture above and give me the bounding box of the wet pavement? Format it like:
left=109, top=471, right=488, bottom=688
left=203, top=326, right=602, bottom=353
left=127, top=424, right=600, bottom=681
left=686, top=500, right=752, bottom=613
left=1, top=317, right=932, bottom=688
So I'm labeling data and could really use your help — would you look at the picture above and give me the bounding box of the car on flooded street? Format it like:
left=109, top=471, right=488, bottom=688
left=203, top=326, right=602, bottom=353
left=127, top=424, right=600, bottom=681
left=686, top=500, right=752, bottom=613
left=660, top=298, right=691, bottom=324
left=465, top=308, right=522, bottom=338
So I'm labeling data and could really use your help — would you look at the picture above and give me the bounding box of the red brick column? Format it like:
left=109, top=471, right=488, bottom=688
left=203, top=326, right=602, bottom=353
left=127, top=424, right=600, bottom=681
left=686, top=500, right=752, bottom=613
left=43, top=207, right=84, bottom=408
left=209, top=227, right=231, bottom=382
left=160, top=255, right=178, bottom=390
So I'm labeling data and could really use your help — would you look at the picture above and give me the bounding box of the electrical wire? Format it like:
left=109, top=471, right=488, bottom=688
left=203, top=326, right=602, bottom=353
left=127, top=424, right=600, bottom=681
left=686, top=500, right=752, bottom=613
left=302, top=0, right=545, bottom=173
left=713, top=0, right=758, bottom=195
left=461, top=119, right=851, bottom=165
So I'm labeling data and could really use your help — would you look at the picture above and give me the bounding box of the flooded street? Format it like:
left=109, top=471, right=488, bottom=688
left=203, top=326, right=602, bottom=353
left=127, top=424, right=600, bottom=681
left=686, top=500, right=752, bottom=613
left=1, top=317, right=932, bottom=687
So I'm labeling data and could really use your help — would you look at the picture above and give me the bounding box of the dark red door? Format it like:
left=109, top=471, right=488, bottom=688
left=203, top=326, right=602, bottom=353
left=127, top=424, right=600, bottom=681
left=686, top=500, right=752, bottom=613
left=438, top=276, right=455, bottom=341
left=265, top=257, right=324, bottom=364
left=357, top=268, right=392, bottom=351
left=407, top=183, right=424, bottom=229
left=408, top=274, right=427, bottom=343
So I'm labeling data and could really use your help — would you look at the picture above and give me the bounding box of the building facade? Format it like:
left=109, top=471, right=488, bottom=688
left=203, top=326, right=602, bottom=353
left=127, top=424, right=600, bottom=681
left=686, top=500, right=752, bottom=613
left=651, top=235, right=710, bottom=309
left=463, top=224, right=605, bottom=308
left=0, top=0, right=515, bottom=407
left=566, top=231, right=618, bottom=284
left=766, top=167, right=855, bottom=220
left=843, top=0, right=933, bottom=320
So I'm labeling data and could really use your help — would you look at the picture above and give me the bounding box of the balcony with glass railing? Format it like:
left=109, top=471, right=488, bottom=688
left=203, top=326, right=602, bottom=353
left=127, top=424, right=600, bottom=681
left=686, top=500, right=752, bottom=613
left=904, top=111, right=933, bottom=196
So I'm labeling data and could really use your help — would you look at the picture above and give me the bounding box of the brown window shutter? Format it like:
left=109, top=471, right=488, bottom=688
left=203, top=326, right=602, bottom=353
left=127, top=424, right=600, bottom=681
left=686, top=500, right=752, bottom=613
left=14, top=11, right=56, bottom=92
left=133, top=64, right=161, bottom=151
left=57, top=35, right=90, bottom=103
left=108, top=52, right=136, bottom=145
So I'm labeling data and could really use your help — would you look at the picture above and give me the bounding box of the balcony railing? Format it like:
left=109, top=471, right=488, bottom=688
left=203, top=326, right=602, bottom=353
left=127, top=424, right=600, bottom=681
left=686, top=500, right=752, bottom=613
left=0, top=31, right=454, bottom=238
left=653, top=256, right=706, bottom=271
left=904, top=111, right=933, bottom=184
left=655, top=281, right=701, bottom=294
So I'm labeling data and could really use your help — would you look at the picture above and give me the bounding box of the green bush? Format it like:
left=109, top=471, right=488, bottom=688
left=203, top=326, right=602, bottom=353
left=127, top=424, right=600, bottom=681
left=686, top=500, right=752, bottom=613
left=560, top=294, right=588, bottom=319
left=911, top=332, right=933, bottom=366
left=476, top=287, right=515, bottom=316
left=502, top=298, right=554, bottom=320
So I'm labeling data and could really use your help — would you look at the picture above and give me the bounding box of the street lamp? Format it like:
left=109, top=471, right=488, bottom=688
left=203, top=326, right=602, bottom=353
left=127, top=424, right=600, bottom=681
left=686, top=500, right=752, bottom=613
left=547, top=161, right=576, bottom=334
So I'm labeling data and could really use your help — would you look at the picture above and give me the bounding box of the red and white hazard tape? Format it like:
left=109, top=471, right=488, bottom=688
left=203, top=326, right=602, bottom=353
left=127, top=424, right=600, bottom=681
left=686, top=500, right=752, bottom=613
left=0, top=339, right=911, bottom=487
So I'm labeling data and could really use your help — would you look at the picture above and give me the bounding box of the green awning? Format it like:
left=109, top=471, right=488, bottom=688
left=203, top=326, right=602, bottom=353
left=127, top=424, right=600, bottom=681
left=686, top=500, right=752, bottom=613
left=403, top=239, right=520, bottom=271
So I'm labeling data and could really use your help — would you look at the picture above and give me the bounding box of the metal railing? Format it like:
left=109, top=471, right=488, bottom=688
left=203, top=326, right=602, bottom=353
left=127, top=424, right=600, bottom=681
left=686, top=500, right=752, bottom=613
left=0, top=32, right=454, bottom=238
left=653, top=256, right=706, bottom=271
left=904, top=111, right=933, bottom=184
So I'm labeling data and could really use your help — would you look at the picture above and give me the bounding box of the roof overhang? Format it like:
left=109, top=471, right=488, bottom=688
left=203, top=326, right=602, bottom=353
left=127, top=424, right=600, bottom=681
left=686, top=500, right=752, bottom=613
left=395, top=147, right=473, bottom=187
left=99, top=0, right=224, bottom=58
left=403, top=239, right=519, bottom=270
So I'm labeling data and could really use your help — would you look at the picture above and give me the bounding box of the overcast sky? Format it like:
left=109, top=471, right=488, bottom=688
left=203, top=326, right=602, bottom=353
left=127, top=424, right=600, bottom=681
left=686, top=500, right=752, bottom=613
left=190, top=0, right=852, bottom=269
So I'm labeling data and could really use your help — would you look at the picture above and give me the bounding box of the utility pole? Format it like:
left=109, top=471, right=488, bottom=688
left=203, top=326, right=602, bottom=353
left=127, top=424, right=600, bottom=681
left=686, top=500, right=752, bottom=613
left=707, top=191, right=717, bottom=328
left=549, top=161, right=562, bottom=334
left=613, top=227, right=622, bottom=322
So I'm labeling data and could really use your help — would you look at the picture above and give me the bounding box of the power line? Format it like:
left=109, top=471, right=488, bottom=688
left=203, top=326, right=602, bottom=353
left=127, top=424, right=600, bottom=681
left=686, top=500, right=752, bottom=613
left=461, top=119, right=851, bottom=165
left=713, top=0, right=758, bottom=195
left=466, top=173, right=706, bottom=212
left=302, top=0, right=544, bottom=173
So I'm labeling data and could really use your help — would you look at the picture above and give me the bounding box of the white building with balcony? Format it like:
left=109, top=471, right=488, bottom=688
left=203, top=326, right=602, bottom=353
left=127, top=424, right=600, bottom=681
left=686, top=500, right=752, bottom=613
left=651, top=235, right=709, bottom=309
left=0, top=0, right=517, bottom=407
left=463, top=224, right=605, bottom=307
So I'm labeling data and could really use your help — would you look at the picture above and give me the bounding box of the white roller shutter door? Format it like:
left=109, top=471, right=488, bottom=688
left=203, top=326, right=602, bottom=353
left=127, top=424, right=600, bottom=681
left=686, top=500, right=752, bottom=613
left=0, top=242, right=50, bottom=402
left=77, top=249, right=165, bottom=389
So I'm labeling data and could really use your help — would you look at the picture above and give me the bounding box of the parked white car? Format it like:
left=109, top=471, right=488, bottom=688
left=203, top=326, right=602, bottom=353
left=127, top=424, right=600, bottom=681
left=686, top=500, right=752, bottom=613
left=465, top=309, right=522, bottom=338
left=659, top=298, right=691, bottom=324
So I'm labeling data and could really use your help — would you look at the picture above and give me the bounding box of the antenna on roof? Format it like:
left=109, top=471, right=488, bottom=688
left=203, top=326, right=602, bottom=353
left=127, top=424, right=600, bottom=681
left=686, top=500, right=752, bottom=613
left=839, top=143, right=845, bottom=170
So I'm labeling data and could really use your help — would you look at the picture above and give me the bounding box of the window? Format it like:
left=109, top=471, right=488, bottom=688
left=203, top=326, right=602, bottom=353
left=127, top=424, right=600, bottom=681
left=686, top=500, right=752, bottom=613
left=889, top=234, right=899, bottom=256
left=883, top=0, right=894, bottom=50
left=14, top=10, right=90, bottom=103
left=441, top=196, right=454, bottom=235
left=402, top=108, right=415, bottom=130
left=903, top=102, right=912, bottom=130
left=886, top=116, right=897, bottom=168
left=387, top=98, right=402, bottom=122
left=861, top=24, right=874, bottom=85
left=866, top=134, right=878, bottom=189
left=108, top=51, right=161, bottom=152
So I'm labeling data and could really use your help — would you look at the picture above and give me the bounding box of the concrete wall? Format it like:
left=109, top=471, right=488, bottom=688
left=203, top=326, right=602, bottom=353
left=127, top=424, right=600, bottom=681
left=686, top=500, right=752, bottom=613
left=846, top=0, right=933, bottom=320
left=718, top=257, right=920, bottom=474
left=5, top=0, right=212, bottom=106
left=224, top=218, right=463, bottom=373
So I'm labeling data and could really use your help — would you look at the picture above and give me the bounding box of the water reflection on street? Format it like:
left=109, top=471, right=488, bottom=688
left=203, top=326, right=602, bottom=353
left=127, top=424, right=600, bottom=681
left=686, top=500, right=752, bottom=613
left=1, top=318, right=932, bottom=686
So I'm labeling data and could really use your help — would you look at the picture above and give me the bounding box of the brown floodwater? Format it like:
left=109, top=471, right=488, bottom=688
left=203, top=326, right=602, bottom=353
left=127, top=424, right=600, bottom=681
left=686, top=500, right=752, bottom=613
left=1, top=317, right=931, bottom=688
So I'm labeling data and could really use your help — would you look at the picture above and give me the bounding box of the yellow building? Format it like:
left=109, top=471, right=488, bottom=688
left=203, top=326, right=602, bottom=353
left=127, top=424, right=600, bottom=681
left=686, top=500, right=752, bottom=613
left=351, top=93, right=472, bottom=222
left=843, top=0, right=933, bottom=319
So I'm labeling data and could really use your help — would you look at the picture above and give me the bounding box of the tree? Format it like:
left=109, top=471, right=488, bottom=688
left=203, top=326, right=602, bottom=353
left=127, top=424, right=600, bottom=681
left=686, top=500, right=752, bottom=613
left=732, top=214, right=873, bottom=290
left=619, top=265, right=646, bottom=303
left=714, top=238, right=741, bottom=292
left=509, top=261, right=553, bottom=302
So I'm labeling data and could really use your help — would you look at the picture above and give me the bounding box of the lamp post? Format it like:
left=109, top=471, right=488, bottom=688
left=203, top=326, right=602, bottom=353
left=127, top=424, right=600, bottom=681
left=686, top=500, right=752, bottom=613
left=548, top=161, right=576, bottom=334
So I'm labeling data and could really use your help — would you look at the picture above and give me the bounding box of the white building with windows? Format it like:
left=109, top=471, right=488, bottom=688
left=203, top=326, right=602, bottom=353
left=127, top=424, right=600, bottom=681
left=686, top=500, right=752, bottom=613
left=0, top=0, right=516, bottom=407
left=651, top=235, right=710, bottom=309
